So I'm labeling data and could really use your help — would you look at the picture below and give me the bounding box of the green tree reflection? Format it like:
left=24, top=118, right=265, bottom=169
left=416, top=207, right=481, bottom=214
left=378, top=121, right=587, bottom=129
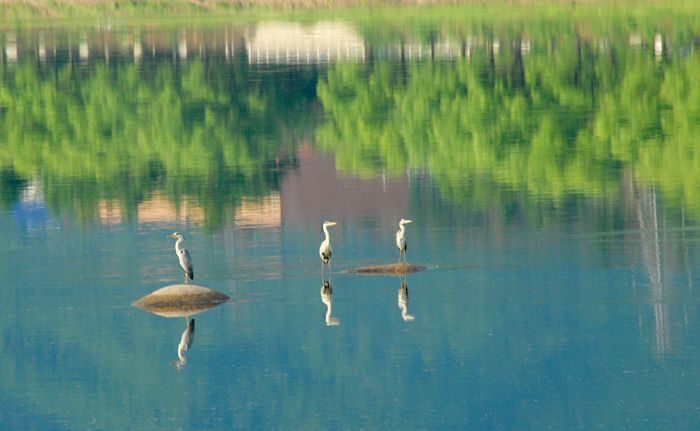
left=317, top=34, right=700, bottom=217
left=0, top=57, right=317, bottom=228
left=2, top=25, right=700, bottom=227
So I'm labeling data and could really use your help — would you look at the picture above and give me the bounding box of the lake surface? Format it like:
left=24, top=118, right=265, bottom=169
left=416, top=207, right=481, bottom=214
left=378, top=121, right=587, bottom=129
left=2, top=9, right=700, bottom=429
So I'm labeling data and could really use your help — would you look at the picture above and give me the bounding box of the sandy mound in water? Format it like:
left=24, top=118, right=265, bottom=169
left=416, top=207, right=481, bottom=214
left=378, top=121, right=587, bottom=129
left=133, top=284, right=230, bottom=317
left=349, top=263, right=425, bottom=275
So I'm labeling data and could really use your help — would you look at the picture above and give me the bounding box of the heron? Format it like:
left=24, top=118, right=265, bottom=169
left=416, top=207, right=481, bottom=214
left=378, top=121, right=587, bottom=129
left=319, top=221, right=337, bottom=276
left=174, top=318, right=195, bottom=368
left=169, top=232, right=194, bottom=283
left=396, top=218, right=413, bottom=262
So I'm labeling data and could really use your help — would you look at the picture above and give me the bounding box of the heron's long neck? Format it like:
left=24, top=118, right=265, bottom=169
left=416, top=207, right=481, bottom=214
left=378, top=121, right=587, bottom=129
left=175, top=237, right=185, bottom=252
left=399, top=224, right=406, bottom=235
left=323, top=225, right=331, bottom=243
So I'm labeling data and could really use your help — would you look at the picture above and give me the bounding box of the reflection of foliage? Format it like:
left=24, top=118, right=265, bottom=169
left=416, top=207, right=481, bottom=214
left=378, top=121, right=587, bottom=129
left=0, top=57, right=318, bottom=228
left=0, top=168, right=26, bottom=211
left=317, top=33, right=700, bottom=216
left=353, top=3, right=700, bottom=48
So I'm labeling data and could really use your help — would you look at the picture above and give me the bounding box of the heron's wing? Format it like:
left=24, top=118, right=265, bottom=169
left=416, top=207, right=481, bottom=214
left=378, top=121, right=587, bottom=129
left=319, top=240, right=332, bottom=260
left=178, top=249, right=194, bottom=279
left=177, top=249, right=191, bottom=267
left=396, top=235, right=406, bottom=251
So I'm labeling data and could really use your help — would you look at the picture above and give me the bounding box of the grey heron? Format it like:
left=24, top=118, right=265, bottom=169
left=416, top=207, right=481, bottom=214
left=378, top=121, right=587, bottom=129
left=169, top=232, right=194, bottom=283
left=319, top=221, right=337, bottom=276
left=396, top=219, right=413, bottom=262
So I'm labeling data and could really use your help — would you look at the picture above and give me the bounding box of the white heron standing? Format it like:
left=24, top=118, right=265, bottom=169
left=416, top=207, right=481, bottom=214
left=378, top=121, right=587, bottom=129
left=169, top=232, right=194, bottom=283
left=319, top=221, right=337, bottom=277
left=396, top=219, right=413, bottom=262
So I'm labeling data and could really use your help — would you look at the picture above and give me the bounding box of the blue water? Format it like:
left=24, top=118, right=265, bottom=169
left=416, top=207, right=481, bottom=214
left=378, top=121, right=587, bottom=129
left=2, top=15, right=700, bottom=430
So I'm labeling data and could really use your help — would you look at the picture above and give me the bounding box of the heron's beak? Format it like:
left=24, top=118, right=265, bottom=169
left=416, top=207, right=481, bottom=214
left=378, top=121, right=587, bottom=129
left=405, top=220, right=413, bottom=224
left=328, top=222, right=337, bottom=226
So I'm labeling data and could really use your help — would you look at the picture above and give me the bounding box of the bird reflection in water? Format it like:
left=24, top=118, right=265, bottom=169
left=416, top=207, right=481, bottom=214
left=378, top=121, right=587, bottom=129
left=133, top=284, right=229, bottom=368
left=172, top=317, right=195, bottom=368
left=398, top=277, right=415, bottom=322
left=321, top=280, right=340, bottom=326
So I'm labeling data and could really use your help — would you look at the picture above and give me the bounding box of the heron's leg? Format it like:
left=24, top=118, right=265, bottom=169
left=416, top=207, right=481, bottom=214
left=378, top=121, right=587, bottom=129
left=184, top=273, right=189, bottom=284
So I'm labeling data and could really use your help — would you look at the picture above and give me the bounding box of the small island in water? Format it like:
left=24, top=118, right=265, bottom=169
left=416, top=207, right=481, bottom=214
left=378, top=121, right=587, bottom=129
left=349, top=263, right=425, bottom=275
left=133, top=284, right=230, bottom=318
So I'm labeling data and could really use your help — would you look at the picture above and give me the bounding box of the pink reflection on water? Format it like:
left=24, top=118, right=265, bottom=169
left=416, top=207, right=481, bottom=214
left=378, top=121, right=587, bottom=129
left=281, top=144, right=409, bottom=229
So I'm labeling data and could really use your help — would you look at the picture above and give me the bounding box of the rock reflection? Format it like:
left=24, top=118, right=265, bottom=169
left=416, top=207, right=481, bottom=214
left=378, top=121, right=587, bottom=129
left=133, top=284, right=229, bottom=367
left=397, top=277, right=415, bottom=322
left=320, top=280, right=340, bottom=326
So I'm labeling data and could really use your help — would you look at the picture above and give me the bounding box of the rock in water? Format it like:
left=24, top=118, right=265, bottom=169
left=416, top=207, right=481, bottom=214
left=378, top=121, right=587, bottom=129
left=349, top=263, right=425, bottom=275
left=133, top=284, right=230, bottom=318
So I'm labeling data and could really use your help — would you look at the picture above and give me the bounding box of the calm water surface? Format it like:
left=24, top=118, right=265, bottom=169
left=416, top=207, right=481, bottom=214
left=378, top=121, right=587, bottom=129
left=2, top=11, right=700, bottom=430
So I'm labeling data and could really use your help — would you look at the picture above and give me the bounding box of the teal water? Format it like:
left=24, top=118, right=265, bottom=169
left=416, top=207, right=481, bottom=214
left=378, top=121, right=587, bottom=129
left=2, top=14, right=700, bottom=429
